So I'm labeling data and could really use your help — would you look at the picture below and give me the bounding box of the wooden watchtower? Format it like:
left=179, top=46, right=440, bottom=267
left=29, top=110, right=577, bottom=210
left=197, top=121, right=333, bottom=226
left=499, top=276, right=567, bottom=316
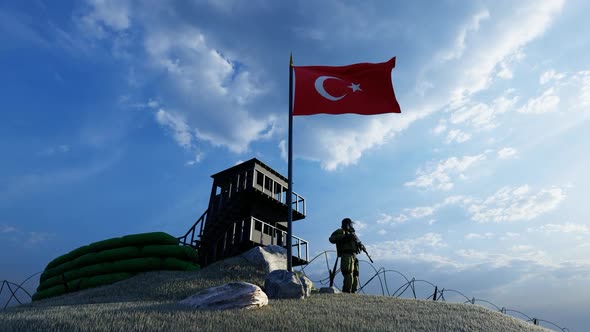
left=178, top=158, right=308, bottom=267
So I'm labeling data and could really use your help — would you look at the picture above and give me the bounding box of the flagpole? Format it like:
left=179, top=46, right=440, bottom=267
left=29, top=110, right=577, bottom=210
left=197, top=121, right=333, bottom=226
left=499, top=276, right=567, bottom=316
left=287, top=53, right=294, bottom=272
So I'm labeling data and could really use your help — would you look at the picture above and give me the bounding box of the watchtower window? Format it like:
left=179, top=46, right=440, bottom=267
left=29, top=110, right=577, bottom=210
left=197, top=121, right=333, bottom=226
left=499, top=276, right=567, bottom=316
left=264, top=177, right=273, bottom=192
left=256, top=170, right=264, bottom=187
left=274, top=182, right=284, bottom=202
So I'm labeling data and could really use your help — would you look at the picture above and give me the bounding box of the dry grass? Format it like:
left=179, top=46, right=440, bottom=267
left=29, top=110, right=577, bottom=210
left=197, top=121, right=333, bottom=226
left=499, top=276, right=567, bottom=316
left=0, top=255, right=551, bottom=332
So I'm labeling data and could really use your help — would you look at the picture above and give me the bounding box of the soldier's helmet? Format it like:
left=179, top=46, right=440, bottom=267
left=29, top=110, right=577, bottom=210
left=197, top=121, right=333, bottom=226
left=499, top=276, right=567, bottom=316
left=341, top=218, right=353, bottom=228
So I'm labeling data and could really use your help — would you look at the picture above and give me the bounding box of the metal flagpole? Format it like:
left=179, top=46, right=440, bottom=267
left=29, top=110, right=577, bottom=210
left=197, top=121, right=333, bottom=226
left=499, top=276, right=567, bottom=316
left=287, top=53, right=294, bottom=272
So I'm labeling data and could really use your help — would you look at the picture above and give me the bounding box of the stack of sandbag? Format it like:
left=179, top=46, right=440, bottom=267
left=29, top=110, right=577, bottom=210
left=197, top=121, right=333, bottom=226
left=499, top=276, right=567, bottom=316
left=33, top=232, right=199, bottom=301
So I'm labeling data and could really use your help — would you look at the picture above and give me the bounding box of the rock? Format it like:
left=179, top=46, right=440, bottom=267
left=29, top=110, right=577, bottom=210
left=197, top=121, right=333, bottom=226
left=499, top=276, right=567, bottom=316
left=299, top=274, right=313, bottom=297
left=264, top=269, right=307, bottom=299
left=241, top=245, right=287, bottom=273
left=179, top=282, right=268, bottom=310
left=319, top=287, right=340, bottom=294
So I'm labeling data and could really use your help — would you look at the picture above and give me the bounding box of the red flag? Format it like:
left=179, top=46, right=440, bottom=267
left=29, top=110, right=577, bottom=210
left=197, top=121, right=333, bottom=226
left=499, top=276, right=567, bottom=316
left=292, top=57, right=401, bottom=116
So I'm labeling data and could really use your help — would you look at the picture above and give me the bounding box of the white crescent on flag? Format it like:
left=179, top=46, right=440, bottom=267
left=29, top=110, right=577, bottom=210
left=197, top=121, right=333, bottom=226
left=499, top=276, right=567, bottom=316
left=314, top=76, right=347, bottom=101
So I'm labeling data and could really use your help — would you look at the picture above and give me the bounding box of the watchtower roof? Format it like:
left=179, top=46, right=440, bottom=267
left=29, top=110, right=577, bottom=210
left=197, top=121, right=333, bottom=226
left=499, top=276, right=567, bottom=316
left=210, top=158, right=287, bottom=182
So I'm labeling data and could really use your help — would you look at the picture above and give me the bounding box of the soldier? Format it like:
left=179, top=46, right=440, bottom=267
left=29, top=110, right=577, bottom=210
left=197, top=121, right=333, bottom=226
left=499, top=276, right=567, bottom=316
left=329, top=218, right=361, bottom=293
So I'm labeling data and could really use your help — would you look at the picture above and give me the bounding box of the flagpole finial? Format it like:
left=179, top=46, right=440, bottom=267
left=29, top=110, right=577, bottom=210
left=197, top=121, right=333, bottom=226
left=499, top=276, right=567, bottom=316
left=290, top=53, right=293, bottom=67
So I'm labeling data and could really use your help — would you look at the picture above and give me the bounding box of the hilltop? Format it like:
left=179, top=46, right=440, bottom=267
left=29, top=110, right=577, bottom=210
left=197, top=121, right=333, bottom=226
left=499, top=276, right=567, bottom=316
left=0, top=255, right=550, bottom=332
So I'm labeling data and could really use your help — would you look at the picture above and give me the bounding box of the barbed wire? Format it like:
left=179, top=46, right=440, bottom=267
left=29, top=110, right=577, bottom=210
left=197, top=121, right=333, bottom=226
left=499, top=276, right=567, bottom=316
left=297, top=250, right=570, bottom=332
left=0, top=271, right=41, bottom=309
left=1, top=252, right=572, bottom=331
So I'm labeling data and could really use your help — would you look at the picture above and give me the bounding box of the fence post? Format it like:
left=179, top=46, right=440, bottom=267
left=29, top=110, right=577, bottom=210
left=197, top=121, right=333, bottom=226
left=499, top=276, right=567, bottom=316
left=433, top=286, right=438, bottom=301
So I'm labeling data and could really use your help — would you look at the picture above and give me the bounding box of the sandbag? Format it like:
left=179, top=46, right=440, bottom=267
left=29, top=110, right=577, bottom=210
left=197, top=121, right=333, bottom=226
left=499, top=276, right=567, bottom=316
left=141, top=245, right=198, bottom=262
left=121, top=232, right=178, bottom=247
left=87, top=237, right=124, bottom=253
left=78, top=272, right=133, bottom=290
left=95, top=246, right=141, bottom=263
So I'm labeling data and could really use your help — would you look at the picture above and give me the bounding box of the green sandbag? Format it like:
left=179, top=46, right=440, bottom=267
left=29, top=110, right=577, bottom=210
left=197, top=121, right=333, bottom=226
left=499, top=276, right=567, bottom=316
left=37, top=274, right=66, bottom=292
left=95, top=246, right=140, bottom=263
left=141, top=245, right=198, bottom=261
left=65, top=263, right=109, bottom=281
left=41, top=260, right=77, bottom=282
left=87, top=237, right=124, bottom=253
left=45, top=252, right=75, bottom=270
left=69, top=252, right=98, bottom=270
left=78, top=272, right=133, bottom=290
left=32, top=284, right=66, bottom=301
left=162, top=257, right=200, bottom=271
left=111, top=257, right=163, bottom=273
left=121, top=232, right=178, bottom=247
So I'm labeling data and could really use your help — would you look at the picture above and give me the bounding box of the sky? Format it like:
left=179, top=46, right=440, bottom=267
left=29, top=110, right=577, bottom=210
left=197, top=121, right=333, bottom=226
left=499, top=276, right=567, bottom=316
left=1, top=0, right=589, bottom=330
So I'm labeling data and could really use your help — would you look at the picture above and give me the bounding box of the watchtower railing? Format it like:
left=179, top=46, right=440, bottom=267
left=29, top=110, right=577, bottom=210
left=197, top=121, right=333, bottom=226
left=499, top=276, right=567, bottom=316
left=178, top=210, right=207, bottom=248
left=253, top=170, right=306, bottom=215
left=250, top=217, right=308, bottom=262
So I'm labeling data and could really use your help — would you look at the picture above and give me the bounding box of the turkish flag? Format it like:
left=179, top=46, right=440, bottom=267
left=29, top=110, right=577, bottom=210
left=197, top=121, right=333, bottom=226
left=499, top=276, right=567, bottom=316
left=292, top=57, right=401, bottom=116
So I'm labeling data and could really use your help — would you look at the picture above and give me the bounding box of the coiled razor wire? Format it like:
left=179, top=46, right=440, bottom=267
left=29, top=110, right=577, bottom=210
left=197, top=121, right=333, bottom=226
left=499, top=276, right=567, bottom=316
left=0, top=271, right=41, bottom=309
left=297, top=250, right=570, bottom=332
left=1, top=252, right=571, bottom=331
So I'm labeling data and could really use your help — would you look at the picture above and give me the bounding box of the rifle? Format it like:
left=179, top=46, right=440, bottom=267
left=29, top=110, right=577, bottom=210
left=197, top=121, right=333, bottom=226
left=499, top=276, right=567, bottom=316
left=350, top=227, right=374, bottom=263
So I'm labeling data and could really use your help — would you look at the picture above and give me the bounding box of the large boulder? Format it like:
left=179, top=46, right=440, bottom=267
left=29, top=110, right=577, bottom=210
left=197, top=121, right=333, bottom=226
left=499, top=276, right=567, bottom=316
left=241, top=245, right=287, bottom=273
left=264, top=269, right=309, bottom=299
left=179, top=282, right=268, bottom=310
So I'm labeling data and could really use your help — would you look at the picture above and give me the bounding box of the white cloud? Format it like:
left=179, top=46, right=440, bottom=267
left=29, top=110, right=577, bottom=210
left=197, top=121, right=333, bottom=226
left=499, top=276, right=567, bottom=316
left=497, top=147, right=518, bottom=159
left=540, top=69, right=566, bottom=85
left=467, top=185, right=566, bottom=223
left=496, top=61, right=513, bottom=79
left=353, top=220, right=368, bottom=236
left=517, top=88, right=560, bottom=114
left=432, top=120, right=447, bottom=135
left=405, top=153, right=487, bottom=191
left=145, top=23, right=276, bottom=152
left=500, top=232, right=521, bottom=240
left=444, top=0, right=564, bottom=106
left=438, top=10, right=490, bottom=62
left=406, top=207, right=435, bottom=219
left=448, top=93, right=519, bottom=131
left=78, top=0, right=131, bottom=38
left=445, top=129, right=471, bottom=144
left=155, top=109, right=193, bottom=150
left=0, top=224, right=17, bottom=233
left=455, top=247, right=557, bottom=268
left=376, top=213, right=408, bottom=226
left=368, top=233, right=450, bottom=265
left=465, top=232, right=495, bottom=240
left=294, top=112, right=422, bottom=171
left=185, top=151, right=205, bottom=166
left=529, top=223, right=590, bottom=234
left=42, top=145, right=70, bottom=156
left=27, top=232, right=54, bottom=245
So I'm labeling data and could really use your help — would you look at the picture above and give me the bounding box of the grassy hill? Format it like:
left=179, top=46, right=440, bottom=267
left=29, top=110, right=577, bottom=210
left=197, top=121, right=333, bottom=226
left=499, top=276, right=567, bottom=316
left=0, top=255, right=550, bottom=332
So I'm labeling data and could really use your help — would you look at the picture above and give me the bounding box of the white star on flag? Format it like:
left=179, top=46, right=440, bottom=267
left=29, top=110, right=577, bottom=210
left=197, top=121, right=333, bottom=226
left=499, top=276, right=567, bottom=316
left=348, top=82, right=362, bottom=92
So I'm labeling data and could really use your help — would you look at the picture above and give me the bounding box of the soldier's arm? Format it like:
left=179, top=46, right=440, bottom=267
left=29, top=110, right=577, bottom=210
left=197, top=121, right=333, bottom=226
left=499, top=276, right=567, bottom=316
left=329, top=229, right=345, bottom=243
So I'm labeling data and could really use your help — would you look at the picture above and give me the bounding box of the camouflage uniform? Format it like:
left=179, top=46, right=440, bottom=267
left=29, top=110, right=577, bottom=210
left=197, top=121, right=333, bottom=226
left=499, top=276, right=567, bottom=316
left=329, top=226, right=360, bottom=293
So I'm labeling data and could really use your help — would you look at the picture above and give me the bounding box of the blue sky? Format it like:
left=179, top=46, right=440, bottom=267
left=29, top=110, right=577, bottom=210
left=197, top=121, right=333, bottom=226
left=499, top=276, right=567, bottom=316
left=1, top=0, right=589, bottom=329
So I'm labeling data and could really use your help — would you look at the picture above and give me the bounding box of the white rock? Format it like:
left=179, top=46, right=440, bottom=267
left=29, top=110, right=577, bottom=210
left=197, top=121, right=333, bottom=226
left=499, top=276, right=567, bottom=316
left=241, top=245, right=287, bottom=273
left=319, top=287, right=340, bottom=294
left=299, top=274, right=313, bottom=297
left=264, top=269, right=307, bottom=299
left=179, top=282, right=268, bottom=310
